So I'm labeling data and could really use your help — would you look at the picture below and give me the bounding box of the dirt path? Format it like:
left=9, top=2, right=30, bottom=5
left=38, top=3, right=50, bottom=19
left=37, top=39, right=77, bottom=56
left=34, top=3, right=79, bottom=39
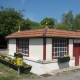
left=19, top=69, right=80, bottom=80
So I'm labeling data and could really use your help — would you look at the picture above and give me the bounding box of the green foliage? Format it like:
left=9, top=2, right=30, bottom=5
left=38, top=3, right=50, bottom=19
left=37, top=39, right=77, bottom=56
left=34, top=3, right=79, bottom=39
left=19, top=18, right=40, bottom=31
left=0, top=5, right=41, bottom=48
left=16, top=19, right=31, bottom=31
left=40, top=17, right=54, bottom=28
left=61, top=10, right=80, bottom=31
left=1, top=4, right=80, bottom=36
left=61, top=10, right=74, bottom=30
left=55, top=24, right=70, bottom=30
left=0, top=5, right=23, bottom=35
left=58, top=57, right=70, bottom=63
left=73, top=14, right=80, bottom=30
left=30, top=21, right=40, bottom=30
left=0, top=5, right=40, bottom=35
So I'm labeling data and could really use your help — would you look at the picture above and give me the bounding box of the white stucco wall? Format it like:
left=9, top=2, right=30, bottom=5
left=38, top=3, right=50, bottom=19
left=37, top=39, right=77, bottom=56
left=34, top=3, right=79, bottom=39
left=29, top=38, right=43, bottom=60
left=69, top=39, right=73, bottom=57
left=46, top=38, right=52, bottom=60
left=23, top=38, right=75, bottom=75
left=24, top=59, right=43, bottom=75
left=46, top=59, right=75, bottom=73
left=8, top=39, right=16, bottom=56
left=23, top=58, right=75, bottom=75
left=7, top=38, right=75, bottom=75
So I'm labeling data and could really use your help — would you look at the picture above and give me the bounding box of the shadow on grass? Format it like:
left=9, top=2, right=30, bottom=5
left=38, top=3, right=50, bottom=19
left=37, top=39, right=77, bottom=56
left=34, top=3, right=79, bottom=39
left=0, top=63, right=38, bottom=80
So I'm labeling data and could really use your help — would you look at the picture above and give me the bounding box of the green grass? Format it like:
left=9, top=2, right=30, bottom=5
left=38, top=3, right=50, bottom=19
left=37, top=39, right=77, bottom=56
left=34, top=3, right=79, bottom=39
left=75, top=68, right=80, bottom=70
left=0, top=63, right=38, bottom=80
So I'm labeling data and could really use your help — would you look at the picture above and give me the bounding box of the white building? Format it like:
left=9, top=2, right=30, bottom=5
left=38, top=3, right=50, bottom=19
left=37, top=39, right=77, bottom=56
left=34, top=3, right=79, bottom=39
left=6, top=25, right=80, bottom=75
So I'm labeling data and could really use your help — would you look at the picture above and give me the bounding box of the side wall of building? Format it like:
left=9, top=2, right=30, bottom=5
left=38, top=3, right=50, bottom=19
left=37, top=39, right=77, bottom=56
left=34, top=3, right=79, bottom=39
left=29, top=38, right=43, bottom=60
left=69, top=39, right=73, bottom=57
left=46, top=38, right=52, bottom=60
left=8, top=39, right=16, bottom=56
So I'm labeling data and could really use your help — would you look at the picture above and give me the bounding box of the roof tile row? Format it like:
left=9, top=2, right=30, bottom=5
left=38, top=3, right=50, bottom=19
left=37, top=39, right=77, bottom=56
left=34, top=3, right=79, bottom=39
left=6, top=28, right=80, bottom=38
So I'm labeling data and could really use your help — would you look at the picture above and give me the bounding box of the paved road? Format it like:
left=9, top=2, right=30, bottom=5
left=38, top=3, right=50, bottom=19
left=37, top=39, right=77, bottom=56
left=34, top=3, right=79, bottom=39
left=19, top=69, right=80, bottom=80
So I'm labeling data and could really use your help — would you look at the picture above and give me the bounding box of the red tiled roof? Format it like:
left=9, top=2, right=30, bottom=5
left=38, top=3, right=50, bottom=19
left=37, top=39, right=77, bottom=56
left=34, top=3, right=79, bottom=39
left=6, top=29, right=44, bottom=38
left=46, top=29, right=80, bottom=38
left=6, top=28, right=80, bottom=38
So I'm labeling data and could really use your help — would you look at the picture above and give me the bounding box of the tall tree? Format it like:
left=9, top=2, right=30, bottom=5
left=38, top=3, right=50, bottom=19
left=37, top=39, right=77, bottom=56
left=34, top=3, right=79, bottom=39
left=73, top=14, right=80, bottom=30
left=55, top=23, right=70, bottom=30
left=0, top=5, right=23, bottom=48
left=40, top=17, right=54, bottom=28
left=21, top=19, right=31, bottom=30
left=30, top=21, right=40, bottom=30
left=61, top=10, right=74, bottom=30
left=0, top=5, right=23, bottom=35
left=16, top=18, right=40, bottom=31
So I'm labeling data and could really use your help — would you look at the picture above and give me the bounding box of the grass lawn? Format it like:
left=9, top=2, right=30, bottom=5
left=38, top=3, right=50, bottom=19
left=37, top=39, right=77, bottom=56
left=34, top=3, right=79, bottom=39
left=0, top=63, right=38, bottom=80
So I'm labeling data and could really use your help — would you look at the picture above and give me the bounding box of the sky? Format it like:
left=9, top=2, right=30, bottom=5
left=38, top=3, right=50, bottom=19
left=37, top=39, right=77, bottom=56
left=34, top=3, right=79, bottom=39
left=0, top=0, right=80, bottom=23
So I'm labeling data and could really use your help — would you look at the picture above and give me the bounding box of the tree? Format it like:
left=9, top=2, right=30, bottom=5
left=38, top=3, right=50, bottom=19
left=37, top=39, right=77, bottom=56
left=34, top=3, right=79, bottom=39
left=61, top=10, right=74, bottom=30
left=30, top=21, right=40, bottom=30
left=16, top=18, right=40, bottom=31
left=15, top=18, right=32, bottom=31
left=73, top=14, right=80, bottom=30
left=0, top=5, right=23, bottom=35
left=0, top=5, right=24, bottom=48
left=55, top=23, right=70, bottom=30
left=40, top=17, right=54, bottom=28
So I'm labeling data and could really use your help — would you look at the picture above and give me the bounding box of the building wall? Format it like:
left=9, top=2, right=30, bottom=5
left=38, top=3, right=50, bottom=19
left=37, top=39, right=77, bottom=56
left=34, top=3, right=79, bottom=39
left=79, top=57, right=80, bottom=66
left=29, top=38, right=43, bottom=60
left=46, top=38, right=74, bottom=61
left=45, top=59, right=75, bottom=73
left=69, top=39, right=73, bottom=57
left=24, top=38, right=75, bottom=75
left=8, top=39, right=16, bottom=56
left=24, top=59, right=43, bottom=75
left=46, top=38, right=52, bottom=60
left=24, top=58, right=75, bottom=75
left=8, top=38, right=74, bottom=60
left=8, top=38, right=75, bottom=75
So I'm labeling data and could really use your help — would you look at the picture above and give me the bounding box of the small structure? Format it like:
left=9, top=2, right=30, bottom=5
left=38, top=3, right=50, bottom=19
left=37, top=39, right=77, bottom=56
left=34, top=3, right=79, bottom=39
left=6, top=24, right=80, bottom=75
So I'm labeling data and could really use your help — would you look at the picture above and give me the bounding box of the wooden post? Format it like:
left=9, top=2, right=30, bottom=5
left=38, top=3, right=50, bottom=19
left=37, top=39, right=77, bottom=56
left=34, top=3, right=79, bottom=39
left=18, top=67, right=20, bottom=75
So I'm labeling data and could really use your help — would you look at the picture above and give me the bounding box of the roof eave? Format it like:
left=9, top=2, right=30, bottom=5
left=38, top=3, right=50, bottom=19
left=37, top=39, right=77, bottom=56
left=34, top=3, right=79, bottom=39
left=6, top=35, right=80, bottom=39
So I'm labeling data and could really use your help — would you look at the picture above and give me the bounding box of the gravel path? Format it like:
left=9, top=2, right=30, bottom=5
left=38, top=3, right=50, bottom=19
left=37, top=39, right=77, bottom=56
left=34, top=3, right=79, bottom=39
left=19, top=69, right=80, bottom=80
